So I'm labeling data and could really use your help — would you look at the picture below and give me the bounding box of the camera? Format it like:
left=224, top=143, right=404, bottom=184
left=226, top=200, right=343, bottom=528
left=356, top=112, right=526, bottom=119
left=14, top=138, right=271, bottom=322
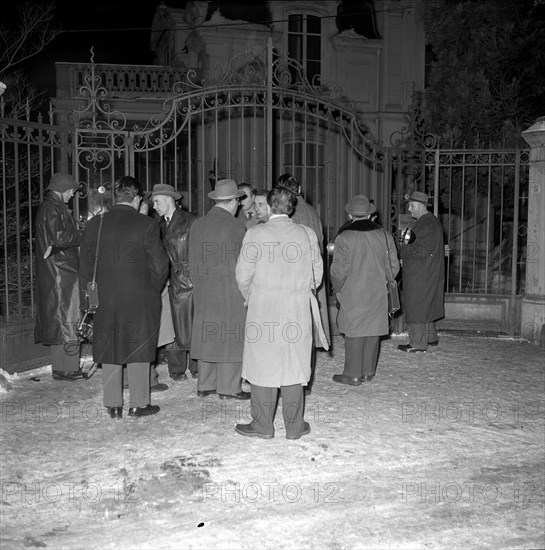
left=76, top=311, right=94, bottom=341
left=86, top=282, right=99, bottom=312
left=400, top=227, right=415, bottom=244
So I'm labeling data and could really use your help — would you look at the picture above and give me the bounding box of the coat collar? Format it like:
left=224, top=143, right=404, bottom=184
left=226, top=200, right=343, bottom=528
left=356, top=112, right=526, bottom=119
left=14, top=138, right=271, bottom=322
left=112, top=204, right=137, bottom=213
left=209, top=204, right=234, bottom=217
left=337, top=218, right=380, bottom=235
left=267, top=214, right=293, bottom=224
left=45, top=190, right=66, bottom=206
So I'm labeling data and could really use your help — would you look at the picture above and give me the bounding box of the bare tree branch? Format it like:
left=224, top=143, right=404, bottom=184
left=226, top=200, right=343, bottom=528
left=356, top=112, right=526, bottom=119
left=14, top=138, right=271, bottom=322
left=0, top=2, right=60, bottom=77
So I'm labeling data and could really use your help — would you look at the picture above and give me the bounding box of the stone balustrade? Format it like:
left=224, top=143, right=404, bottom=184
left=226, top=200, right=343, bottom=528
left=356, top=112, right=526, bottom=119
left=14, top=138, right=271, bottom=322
left=55, top=62, right=187, bottom=99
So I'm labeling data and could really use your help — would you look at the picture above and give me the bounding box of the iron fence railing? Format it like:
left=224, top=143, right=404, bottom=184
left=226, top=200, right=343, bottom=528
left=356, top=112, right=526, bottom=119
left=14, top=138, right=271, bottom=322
left=0, top=106, right=72, bottom=321
left=0, top=58, right=532, bottom=324
left=424, top=147, right=530, bottom=295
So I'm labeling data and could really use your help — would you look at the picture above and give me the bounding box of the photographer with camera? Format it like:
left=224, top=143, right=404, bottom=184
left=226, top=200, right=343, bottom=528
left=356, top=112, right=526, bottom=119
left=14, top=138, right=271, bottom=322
left=34, top=173, right=86, bottom=381
left=79, top=176, right=169, bottom=419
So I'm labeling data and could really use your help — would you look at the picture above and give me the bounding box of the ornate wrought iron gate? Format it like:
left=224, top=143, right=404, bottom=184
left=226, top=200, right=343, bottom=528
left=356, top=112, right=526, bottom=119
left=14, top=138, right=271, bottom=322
left=1, top=45, right=530, bottom=371
left=73, top=46, right=390, bottom=245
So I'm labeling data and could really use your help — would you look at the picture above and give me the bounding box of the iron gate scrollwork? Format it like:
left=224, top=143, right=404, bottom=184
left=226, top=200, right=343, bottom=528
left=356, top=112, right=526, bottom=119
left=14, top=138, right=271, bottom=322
left=73, top=46, right=389, bottom=247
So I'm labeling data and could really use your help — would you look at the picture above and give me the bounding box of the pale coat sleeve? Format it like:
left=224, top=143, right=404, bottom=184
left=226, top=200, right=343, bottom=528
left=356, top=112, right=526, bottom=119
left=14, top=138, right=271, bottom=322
left=301, top=225, right=323, bottom=290
left=235, top=230, right=258, bottom=304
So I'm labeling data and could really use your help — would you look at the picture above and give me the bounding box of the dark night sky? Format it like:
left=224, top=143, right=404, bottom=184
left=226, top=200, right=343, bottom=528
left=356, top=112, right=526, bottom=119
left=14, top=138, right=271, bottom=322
left=9, top=0, right=165, bottom=97
left=8, top=0, right=377, bottom=99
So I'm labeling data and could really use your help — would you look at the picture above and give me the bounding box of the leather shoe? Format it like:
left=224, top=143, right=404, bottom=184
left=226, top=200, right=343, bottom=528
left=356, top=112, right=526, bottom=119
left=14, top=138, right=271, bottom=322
left=151, top=383, right=169, bottom=392
left=170, top=373, right=188, bottom=382
left=332, top=374, right=362, bottom=386
left=286, top=422, right=311, bottom=440
left=235, top=423, right=274, bottom=439
left=428, top=340, right=439, bottom=347
left=190, top=371, right=199, bottom=379
left=362, top=375, right=375, bottom=382
left=52, top=370, right=88, bottom=381
left=397, top=344, right=426, bottom=353
left=219, top=391, right=251, bottom=400
left=197, top=389, right=216, bottom=398
left=128, top=404, right=160, bottom=417
left=107, top=407, right=122, bottom=420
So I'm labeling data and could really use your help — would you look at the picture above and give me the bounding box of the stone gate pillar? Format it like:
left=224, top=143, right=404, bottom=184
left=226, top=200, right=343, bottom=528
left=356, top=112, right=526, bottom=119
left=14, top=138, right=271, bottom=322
left=521, top=116, right=545, bottom=345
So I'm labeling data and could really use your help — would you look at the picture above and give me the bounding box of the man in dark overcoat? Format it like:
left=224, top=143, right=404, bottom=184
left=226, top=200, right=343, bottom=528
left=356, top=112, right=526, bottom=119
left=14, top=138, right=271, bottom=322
left=34, top=172, right=86, bottom=380
left=79, top=176, right=169, bottom=419
left=188, top=179, right=250, bottom=400
left=151, top=184, right=198, bottom=381
left=398, top=191, right=445, bottom=352
left=330, top=195, right=400, bottom=385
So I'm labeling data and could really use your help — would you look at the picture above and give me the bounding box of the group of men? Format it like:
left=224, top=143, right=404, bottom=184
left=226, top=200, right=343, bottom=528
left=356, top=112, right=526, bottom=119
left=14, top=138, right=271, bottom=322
left=34, top=172, right=330, bottom=438
left=34, top=170, right=445, bottom=436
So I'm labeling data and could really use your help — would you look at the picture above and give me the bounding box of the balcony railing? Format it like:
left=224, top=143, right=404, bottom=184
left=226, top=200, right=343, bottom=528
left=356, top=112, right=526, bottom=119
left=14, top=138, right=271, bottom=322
left=55, top=62, right=187, bottom=99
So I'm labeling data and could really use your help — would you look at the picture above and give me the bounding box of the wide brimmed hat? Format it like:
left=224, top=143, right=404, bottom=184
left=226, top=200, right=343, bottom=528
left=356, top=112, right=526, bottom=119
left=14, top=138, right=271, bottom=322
left=405, top=191, right=429, bottom=205
left=151, top=184, right=182, bottom=200
left=47, top=173, right=79, bottom=193
left=345, top=195, right=376, bottom=217
left=208, top=179, right=245, bottom=200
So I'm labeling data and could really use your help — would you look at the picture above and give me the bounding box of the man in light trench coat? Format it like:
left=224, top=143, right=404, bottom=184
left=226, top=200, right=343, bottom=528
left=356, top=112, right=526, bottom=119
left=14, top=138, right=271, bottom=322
left=277, top=173, right=330, bottom=355
left=235, top=186, right=323, bottom=439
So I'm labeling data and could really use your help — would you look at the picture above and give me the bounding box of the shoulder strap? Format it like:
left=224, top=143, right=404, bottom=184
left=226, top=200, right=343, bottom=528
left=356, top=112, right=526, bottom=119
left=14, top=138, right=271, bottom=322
left=92, top=214, right=104, bottom=284
left=382, top=229, right=395, bottom=283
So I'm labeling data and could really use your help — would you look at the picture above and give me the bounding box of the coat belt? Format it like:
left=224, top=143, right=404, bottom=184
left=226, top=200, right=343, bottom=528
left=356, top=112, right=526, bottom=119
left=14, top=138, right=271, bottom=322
left=252, top=284, right=309, bottom=297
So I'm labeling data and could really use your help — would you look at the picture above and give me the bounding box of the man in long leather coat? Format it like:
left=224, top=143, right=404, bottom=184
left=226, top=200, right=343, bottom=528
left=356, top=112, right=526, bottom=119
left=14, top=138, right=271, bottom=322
left=34, top=173, right=86, bottom=381
left=151, top=184, right=198, bottom=381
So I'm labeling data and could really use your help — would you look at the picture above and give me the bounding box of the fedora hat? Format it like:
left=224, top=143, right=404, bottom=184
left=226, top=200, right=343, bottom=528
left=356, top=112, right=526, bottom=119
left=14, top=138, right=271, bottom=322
left=208, top=179, right=245, bottom=200
left=405, top=191, right=429, bottom=205
left=47, top=173, right=79, bottom=193
left=345, top=195, right=376, bottom=217
left=151, top=184, right=182, bottom=200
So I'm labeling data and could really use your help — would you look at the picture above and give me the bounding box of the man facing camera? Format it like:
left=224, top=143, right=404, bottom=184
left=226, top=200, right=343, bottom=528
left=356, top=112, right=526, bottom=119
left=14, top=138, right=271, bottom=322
left=252, top=189, right=271, bottom=224
left=151, top=184, right=198, bottom=382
